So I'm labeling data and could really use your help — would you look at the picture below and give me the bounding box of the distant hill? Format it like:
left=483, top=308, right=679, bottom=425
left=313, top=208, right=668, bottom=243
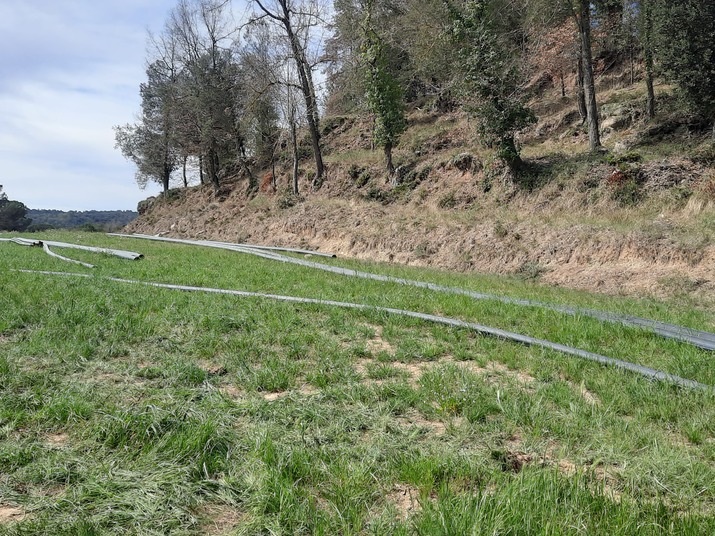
left=27, top=209, right=138, bottom=231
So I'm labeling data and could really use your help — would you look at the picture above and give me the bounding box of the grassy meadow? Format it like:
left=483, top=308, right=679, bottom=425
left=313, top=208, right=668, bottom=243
left=1, top=231, right=714, bottom=534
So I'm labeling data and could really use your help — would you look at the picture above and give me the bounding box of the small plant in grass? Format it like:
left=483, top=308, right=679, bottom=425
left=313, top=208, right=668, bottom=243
left=347, top=163, right=362, bottom=181
left=695, top=176, right=715, bottom=202
left=356, top=170, right=372, bottom=188
left=607, top=151, right=643, bottom=165
left=277, top=190, right=304, bottom=209
left=438, top=192, right=458, bottom=209
left=493, top=220, right=508, bottom=238
left=515, top=261, right=548, bottom=281
left=606, top=168, right=643, bottom=206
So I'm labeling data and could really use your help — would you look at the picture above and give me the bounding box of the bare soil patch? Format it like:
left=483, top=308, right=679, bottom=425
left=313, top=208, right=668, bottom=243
left=199, top=361, right=228, bottom=376
left=219, top=384, right=243, bottom=399
left=561, top=376, right=602, bottom=405
left=464, top=361, right=537, bottom=387
left=386, top=484, right=421, bottom=520
left=45, top=432, right=69, bottom=447
left=396, top=409, right=448, bottom=436
left=262, top=391, right=285, bottom=401
left=0, top=505, right=25, bottom=524
left=365, top=326, right=396, bottom=355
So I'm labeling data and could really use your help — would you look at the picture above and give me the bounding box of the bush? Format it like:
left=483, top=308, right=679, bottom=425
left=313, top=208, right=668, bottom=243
left=438, top=193, right=458, bottom=209
left=449, top=152, right=476, bottom=172
left=607, top=151, right=643, bottom=165
left=277, top=191, right=304, bottom=209
left=689, top=143, right=715, bottom=166
left=607, top=170, right=642, bottom=206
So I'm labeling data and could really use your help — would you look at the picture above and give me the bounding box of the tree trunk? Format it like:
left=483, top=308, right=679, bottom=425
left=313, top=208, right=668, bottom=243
left=385, top=142, right=395, bottom=183
left=578, top=0, right=601, bottom=150
left=162, top=168, right=170, bottom=194
left=577, top=56, right=587, bottom=123
left=643, top=0, right=656, bottom=119
left=208, top=145, right=219, bottom=195
left=199, top=155, right=205, bottom=185
left=291, top=119, right=299, bottom=195
left=182, top=155, right=188, bottom=188
left=277, top=1, right=324, bottom=188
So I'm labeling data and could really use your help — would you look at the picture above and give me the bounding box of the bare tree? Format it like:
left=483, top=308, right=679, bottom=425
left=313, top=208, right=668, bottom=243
left=250, top=0, right=326, bottom=188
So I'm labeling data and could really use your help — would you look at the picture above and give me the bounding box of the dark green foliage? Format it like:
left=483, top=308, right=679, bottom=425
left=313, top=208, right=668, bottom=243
left=361, top=3, right=407, bottom=174
left=0, top=186, right=32, bottom=231
left=446, top=1, right=535, bottom=173
left=26, top=210, right=137, bottom=231
left=653, top=0, right=715, bottom=131
left=114, top=60, right=181, bottom=193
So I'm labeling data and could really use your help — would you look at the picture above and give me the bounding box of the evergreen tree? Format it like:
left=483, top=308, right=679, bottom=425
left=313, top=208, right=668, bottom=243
left=446, top=0, right=535, bottom=174
left=0, top=186, right=32, bottom=232
left=114, top=60, right=180, bottom=193
left=361, top=1, right=407, bottom=177
left=653, top=0, right=715, bottom=137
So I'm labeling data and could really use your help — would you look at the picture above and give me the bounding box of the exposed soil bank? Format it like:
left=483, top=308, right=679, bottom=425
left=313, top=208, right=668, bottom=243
left=124, top=173, right=714, bottom=305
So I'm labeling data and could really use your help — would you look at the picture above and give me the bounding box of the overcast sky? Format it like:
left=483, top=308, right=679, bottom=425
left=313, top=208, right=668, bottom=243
left=0, top=1, right=179, bottom=211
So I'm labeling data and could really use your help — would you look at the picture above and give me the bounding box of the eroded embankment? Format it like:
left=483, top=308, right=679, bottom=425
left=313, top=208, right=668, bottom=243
left=124, top=183, right=715, bottom=304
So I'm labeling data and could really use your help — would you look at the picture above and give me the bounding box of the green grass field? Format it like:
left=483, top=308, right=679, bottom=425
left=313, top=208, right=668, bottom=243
left=1, top=232, right=713, bottom=535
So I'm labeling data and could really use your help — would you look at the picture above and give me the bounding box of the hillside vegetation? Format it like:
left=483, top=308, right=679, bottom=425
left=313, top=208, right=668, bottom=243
left=127, top=77, right=715, bottom=304
left=0, top=231, right=714, bottom=533
left=26, top=210, right=138, bottom=233
left=116, top=0, right=715, bottom=303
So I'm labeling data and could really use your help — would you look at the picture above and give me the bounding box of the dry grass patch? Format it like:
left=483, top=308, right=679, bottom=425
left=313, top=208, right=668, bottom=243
left=197, top=504, right=245, bottom=535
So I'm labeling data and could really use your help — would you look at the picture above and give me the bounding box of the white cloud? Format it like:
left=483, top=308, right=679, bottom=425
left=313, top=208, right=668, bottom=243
left=0, top=1, right=174, bottom=210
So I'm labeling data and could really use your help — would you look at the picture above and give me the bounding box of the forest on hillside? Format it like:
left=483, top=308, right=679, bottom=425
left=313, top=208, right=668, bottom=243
left=26, top=210, right=138, bottom=232
left=115, top=0, right=715, bottom=198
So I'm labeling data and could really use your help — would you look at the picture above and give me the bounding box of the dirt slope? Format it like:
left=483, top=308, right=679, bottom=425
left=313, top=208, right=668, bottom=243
left=125, top=157, right=715, bottom=304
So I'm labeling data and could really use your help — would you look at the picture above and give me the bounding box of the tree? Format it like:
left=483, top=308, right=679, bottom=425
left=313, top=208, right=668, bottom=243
left=0, top=186, right=32, bottom=232
left=114, top=60, right=180, bottom=193
left=447, top=0, right=535, bottom=174
left=653, top=0, right=715, bottom=138
left=169, top=0, right=249, bottom=194
left=251, top=0, right=326, bottom=188
left=576, top=0, right=601, bottom=150
left=640, top=0, right=656, bottom=119
left=360, top=1, right=406, bottom=177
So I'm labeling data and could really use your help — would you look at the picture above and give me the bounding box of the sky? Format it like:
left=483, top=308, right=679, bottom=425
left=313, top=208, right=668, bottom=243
left=0, top=1, right=178, bottom=211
